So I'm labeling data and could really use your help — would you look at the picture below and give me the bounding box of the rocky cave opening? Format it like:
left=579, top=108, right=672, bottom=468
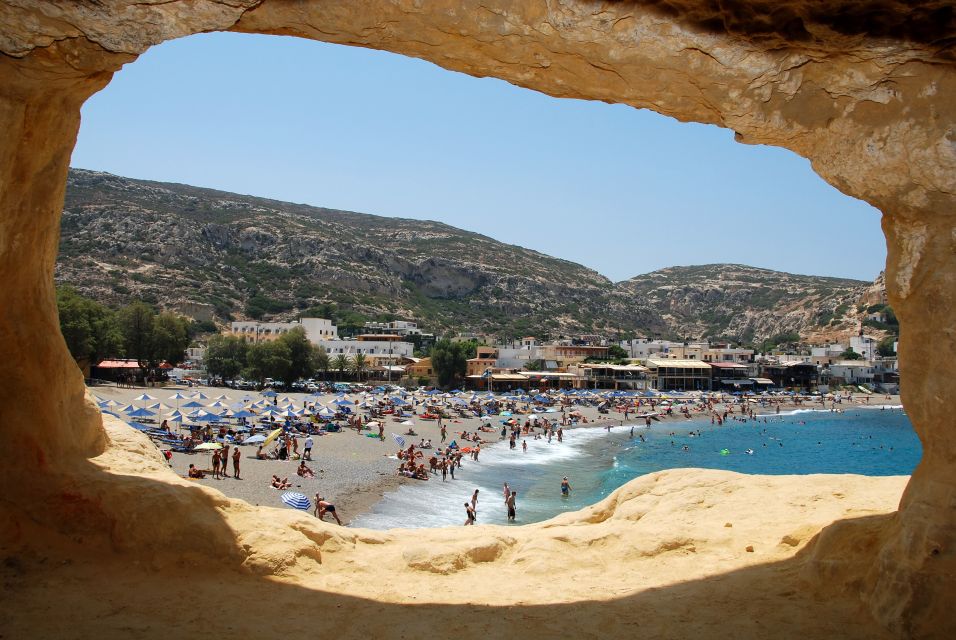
left=1, top=2, right=953, bottom=639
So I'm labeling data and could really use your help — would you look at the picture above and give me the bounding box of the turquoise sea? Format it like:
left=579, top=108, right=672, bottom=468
left=350, top=407, right=920, bottom=529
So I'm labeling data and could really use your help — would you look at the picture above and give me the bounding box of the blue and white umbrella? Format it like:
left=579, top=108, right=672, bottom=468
left=262, top=390, right=278, bottom=398
left=127, top=407, right=156, bottom=418
left=243, top=434, right=267, bottom=445
left=392, top=433, right=406, bottom=448
left=281, top=492, right=311, bottom=511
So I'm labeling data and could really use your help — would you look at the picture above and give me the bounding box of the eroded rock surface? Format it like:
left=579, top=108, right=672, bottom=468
left=0, top=1, right=954, bottom=637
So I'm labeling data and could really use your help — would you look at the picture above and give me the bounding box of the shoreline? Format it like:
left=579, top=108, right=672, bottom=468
left=91, top=384, right=902, bottom=524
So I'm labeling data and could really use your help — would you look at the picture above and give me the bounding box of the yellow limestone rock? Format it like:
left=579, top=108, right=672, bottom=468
left=0, top=2, right=954, bottom=638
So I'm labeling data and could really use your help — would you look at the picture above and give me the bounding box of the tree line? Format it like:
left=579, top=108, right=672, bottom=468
left=57, top=287, right=195, bottom=370
left=205, top=329, right=374, bottom=384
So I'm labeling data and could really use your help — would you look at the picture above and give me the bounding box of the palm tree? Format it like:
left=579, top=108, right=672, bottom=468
left=350, top=353, right=368, bottom=382
left=313, top=347, right=330, bottom=381
left=332, top=354, right=350, bottom=381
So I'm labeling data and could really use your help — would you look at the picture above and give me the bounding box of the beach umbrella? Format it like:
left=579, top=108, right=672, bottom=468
left=233, top=409, right=255, bottom=419
left=134, top=393, right=157, bottom=402
left=194, top=442, right=222, bottom=450
left=242, top=434, right=267, bottom=445
left=166, top=414, right=184, bottom=423
left=191, top=392, right=208, bottom=400
left=182, top=400, right=205, bottom=409
left=262, top=428, right=284, bottom=447
left=127, top=407, right=156, bottom=418
left=213, top=394, right=231, bottom=401
left=119, top=404, right=136, bottom=413
left=281, top=492, right=311, bottom=511
left=392, top=433, right=406, bottom=448
left=262, top=390, right=278, bottom=398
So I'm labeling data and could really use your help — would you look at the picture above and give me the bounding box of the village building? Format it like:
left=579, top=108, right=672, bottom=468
left=758, top=360, right=819, bottom=391
left=466, top=346, right=499, bottom=378
left=567, top=363, right=649, bottom=390
left=229, top=317, right=338, bottom=343
left=644, top=358, right=713, bottom=391
left=709, top=361, right=752, bottom=391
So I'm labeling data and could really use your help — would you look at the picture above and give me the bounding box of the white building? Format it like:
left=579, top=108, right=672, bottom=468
left=317, top=338, right=414, bottom=361
left=620, top=338, right=673, bottom=359
left=811, top=343, right=845, bottom=358
left=230, top=317, right=338, bottom=343
left=495, top=338, right=543, bottom=369
left=362, top=320, right=423, bottom=336
left=829, top=361, right=877, bottom=385
left=850, top=335, right=880, bottom=360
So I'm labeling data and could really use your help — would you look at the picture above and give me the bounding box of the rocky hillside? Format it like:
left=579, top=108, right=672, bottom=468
left=57, top=169, right=879, bottom=344
left=613, top=264, right=875, bottom=345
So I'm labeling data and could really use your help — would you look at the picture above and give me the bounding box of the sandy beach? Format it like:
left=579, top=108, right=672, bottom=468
left=89, top=383, right=901, bottom=524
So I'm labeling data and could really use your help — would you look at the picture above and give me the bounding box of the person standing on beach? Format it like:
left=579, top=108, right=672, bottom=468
left=221, top=445, right=230, bottom=477
left=441, top=459, right=448, bottom=482
left=303, top=435, right=314, bottom=461
left=440, top=425, right=447, bottom=443
left=464, top=502, right=476, bottom=525
left=507, top=491, right=517, bottom=522
left=212, top=449, right=221, bottom=479
left=232, top=447, right=241, bottom=480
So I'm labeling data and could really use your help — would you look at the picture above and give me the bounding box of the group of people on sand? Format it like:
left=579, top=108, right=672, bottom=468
left=398, top=441, right=470, bottom=481
left=211, top=445, right=242, bottom=479
left=185, top=447, right=241, bottom=480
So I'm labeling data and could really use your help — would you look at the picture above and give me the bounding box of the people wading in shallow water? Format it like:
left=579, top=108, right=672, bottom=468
left=464, top=502, right=476, bottom=525
left=507, top=491, right=517, bottom=522
left=561, top=476, right=572, bottom=497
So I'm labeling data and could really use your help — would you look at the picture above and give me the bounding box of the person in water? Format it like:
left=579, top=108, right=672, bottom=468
left=561, top=476, right=572, bottom=496
left=507, top=490, right=517, bottom=522
left=464, top=502, right=476, bottom=525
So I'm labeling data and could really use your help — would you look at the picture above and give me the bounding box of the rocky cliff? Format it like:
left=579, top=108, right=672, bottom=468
left=58, top=169, right=876, bottom=343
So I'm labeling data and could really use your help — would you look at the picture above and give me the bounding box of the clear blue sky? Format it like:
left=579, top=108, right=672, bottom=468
left=71, top=32, right=885, bottom=283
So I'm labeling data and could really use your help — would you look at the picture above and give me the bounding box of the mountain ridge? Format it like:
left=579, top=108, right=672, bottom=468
left=57, top=168, right=880, bottom=344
